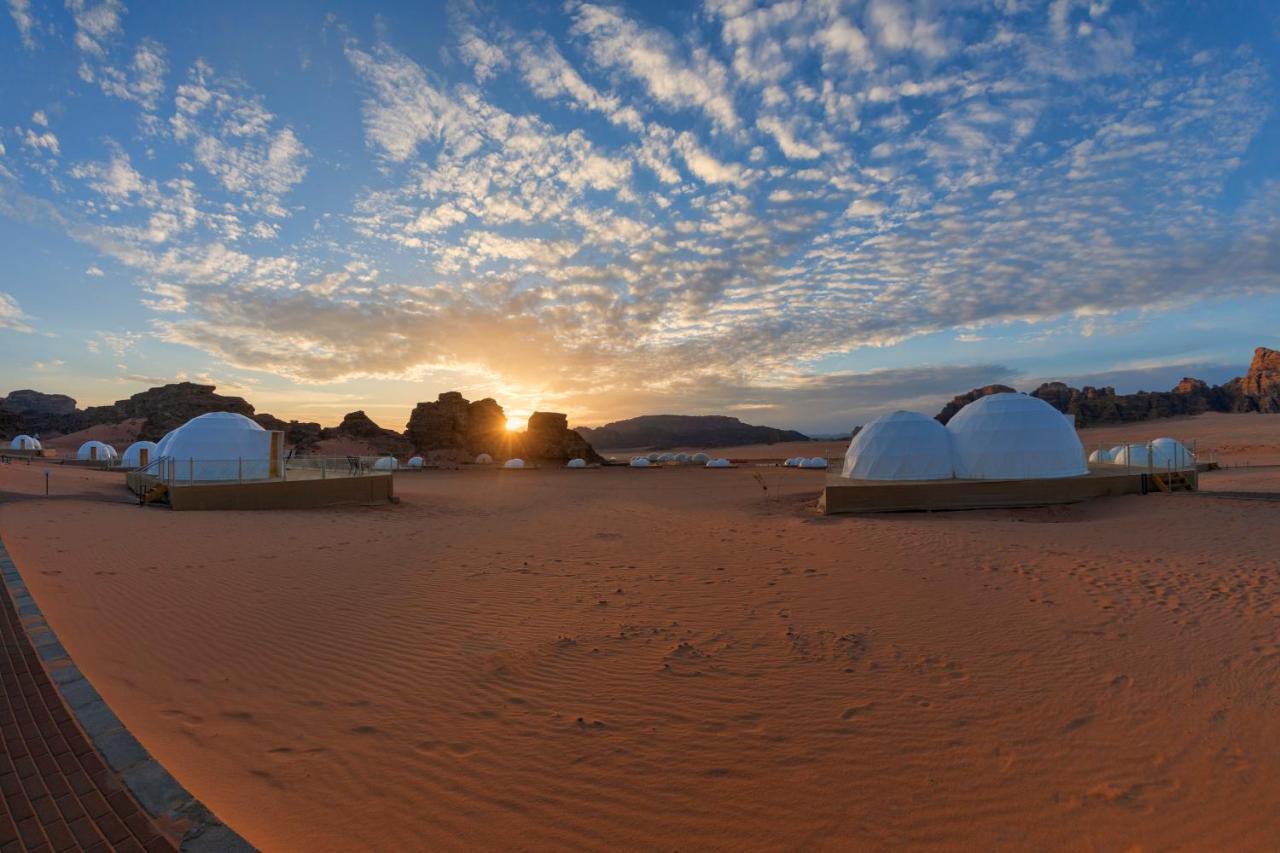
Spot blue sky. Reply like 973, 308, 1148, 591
1, 0, 1278, 433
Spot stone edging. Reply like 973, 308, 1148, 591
0, 538, 255, 852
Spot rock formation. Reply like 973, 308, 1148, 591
521, 412, 604, 463
403, 393, 600, 462
1227, 346, 1280, 413
936, 347, 1280, 426
934, 385, 1017, 425
405, 392, 510, 459
253, 414, 324, 454
325, 410, 413, 456
574, 414, 808, 450
1, 390, 77, 416
83, 383, 256, 440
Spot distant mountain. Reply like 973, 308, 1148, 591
936, 346, 1280, 426
574, 414, 808, 450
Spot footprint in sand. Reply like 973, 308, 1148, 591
350, 725, 381, 735
221, 710, 256, 722
841, 701, 877, 719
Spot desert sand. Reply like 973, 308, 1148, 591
2, 414, 1279, 851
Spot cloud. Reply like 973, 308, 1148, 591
171, 61, 308, 216
569, 1, 740, 132
66, 0, 125, 55
0, 291, 33, 332
90, 38, 167, 111
8, 0, 35, 47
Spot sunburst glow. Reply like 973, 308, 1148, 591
506, 417, 525, 432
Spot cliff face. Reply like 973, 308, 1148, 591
405, 392, 508, 458
574, 414, 808, 450
522, 412, 604, 463
936, 347, 1280, 426
84, 383, 256, 440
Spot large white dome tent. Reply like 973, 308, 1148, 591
77, 440, 117, 462
1150, 437, 1195, 469
842, 411, 953, 481
947, 393, 1087, 480
9, 435, 41, 451
161, 412, 281, 481
373, 456, 400, 471
1087, 448, 1114, 464
121, 440, 159, 468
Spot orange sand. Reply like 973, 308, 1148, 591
2, 415, 1280, 851
39, 418, 146, 455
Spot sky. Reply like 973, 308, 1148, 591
1, 0, 1278, 434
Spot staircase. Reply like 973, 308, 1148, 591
1149, 469, 1196, 493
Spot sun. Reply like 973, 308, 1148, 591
506, 416, 525, 432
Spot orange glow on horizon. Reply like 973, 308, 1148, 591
506, 416, 525, 432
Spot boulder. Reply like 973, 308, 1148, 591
1231, 347, 1280, 413
405, 392, 508, 456
520, 412, 604, 463
323, 410, 413, 456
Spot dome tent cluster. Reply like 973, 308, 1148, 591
9, 435, 42, 451
842, 393, 1090, 482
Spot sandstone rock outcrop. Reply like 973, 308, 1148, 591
1, 390, 77, 416
253, 414, 324, 454
1229, 347, 1280, 413
325, 410, 413, 456
521, 412, 604, 463
934, 385, 1017, 425
936, 347, 1280, 426
83, 382, 256, 440
405, 392, 509, 458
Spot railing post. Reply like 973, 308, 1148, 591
322, 457, 327, 480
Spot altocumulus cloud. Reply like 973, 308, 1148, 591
0, 0, 1277, 423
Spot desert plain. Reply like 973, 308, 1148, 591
2, 414, 1279, 850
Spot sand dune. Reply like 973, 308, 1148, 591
3, 428, 1280, 850
36, 417, 147, 455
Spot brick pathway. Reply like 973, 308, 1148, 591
0, 571, 179, 851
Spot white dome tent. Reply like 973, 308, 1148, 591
842, 411, 953, 481
566, 458, 587, 468
947, 393, 1087, 480
475, 453, 493, 464
799, 457, 828, 469
77, 440, 117, 462
706, 458, 732, 468
646, 452, 661, 462
691, 452, 710, 464
373, 456, 400, 471
675, 453, 691, 463
630, 457, 651, 468
9, 435, 41, 451
503, 458, 526, 469
407, 456, 425, 468
121, 440, 159, 468
1088, 448, 1114, 464
161, 412, 281, 482
1150, 438, 1195, 470
658, 453, 675, 462
783, 457, 799, 467
1112, 444, 1152, 467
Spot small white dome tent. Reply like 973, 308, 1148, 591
121, 440, 159, 468
658, 453, 675, 462
162, 412, 280, 481
566, 458, 586, 468
1109, 445, 1127, 459
630, 457, 651, 468
646, 452, 661, 462
1112, 444, 1152, 467
675, 453, 691, 463
799, 457, 828, 469
691, 452, 710, 464
475, 453, 493, 464
1150, 437, 1195, 469
503, 458, 526, 469
1088, 448, 1114, 464
373, 456, 400, 471
842, 411, 952, 481
9, 435, 41, 451
706, 458, 732, 468
407, 456, 425, 468
947, 393, 1087, 480
77, 440, 117, 462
